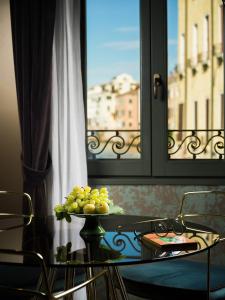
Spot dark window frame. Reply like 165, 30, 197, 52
81, 0, 225, 185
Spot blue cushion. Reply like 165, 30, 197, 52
120, 260, 225, 300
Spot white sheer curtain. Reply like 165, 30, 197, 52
48, 0, 87, 299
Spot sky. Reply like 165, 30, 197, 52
87, 0, 178, 87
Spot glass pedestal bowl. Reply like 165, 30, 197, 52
70, 213, 108, 239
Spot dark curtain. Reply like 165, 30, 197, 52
10, 0, 56, 216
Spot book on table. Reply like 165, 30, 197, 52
142, 232, 198, 251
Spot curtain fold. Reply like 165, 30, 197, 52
48, 0, 87, 298
10, 0, 56, 216
48, 0, 87, 218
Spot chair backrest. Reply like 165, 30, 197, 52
0, 191, 33, 231
0, 247, 107, 299
177, 190, 225, 235
176, 190, 225, 266
0, 248, 51, 299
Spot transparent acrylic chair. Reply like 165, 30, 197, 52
0, 190, 33, 232
0, 190, 106, 299
120, 190, 225, 300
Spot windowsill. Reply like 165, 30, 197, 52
88, 176, 225, 186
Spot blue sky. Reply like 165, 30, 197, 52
87, 0, 178, 87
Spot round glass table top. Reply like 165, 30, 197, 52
0, 215, 220, 267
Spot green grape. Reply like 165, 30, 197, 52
54, 204, 64, 213
68, 202, 78, 213
78, 201, 85, 208
90, 195, 97, 201
72, 186, 80, 194
73, 186, 83, 195
99, 187, 107, 193
91, 189, 99, 196
54, 185, 117, 219
83, 192, 88, 199
78, 193, 85, 199
84, 186, 91, 193
99, 195, 108, 202
82, 199, 88, 205
74, 206, 81, 214
66, 195, 75, 205
70, 190, 77, 197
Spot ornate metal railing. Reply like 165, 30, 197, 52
87, 130, 141, 159
168, 129, 224, 159
87, 129, 224, 159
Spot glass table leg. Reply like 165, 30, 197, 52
86, 266, 97, 300
64, 267, 75, 300
112, 266, 129, 300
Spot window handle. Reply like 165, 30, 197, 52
153, 73, 162, 100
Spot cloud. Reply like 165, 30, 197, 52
88, 61, 140, 87
102, 40, 139, 50
115, 26, 138, 33
168, 39, 177, 45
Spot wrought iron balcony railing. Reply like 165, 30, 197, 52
168, 129, 224, 159
87, 129, 224, 160
87, 130, 141, 159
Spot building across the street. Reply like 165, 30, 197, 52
168, 0, 224, 158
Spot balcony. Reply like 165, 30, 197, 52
87, 130, 141, 159
87, 129, 224, 160
168, 129, 224, 159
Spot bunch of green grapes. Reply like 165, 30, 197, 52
54, 186, 112, 221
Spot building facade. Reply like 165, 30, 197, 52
87, 73, 140, 130
168, 0, 224, 158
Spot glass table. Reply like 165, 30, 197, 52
0, 214, 220, 300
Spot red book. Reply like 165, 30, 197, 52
142, 232, 198, 251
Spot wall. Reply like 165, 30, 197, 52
0, 0, 22, 191
108, 185, 225, 217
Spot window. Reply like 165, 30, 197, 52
85, 0, 143, 173
83, 0, 225, 182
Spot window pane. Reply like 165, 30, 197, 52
167, 0, 224, 159
86, 0, 141, 159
